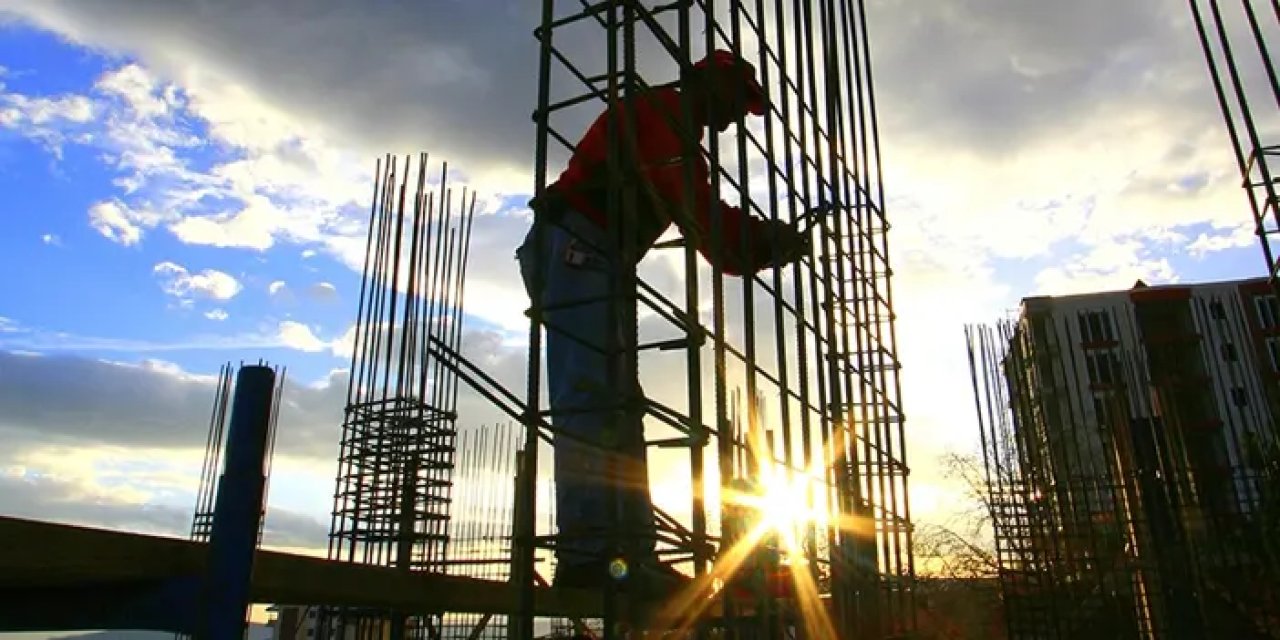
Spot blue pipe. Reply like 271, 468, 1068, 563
204, 365, 276, 640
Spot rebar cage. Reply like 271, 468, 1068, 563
1189, 0, 1280, 285
510, 0, 913, 637
324, 155, 478, 640
969, 286, 1280, 639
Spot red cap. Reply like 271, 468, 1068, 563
693, 49, 766, 116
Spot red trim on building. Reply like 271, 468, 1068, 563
1236, 279, 1272, 296
1235, 285, 1280, 383
1184, 418, 1224, 432
1148, 373, 1212, 386
1081, 340, 1120, 350
1142, 332, 1202, 345
1129, 287, 1191, 303
1195, 463, 1233, 478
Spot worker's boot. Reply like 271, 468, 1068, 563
633, 560, 691, 592
617, 558, 694, 633
553, 558, 613, 590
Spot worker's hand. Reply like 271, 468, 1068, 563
761, 219, 810, 268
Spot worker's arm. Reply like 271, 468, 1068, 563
630, 91, 807, 274
645, 160, 778, 275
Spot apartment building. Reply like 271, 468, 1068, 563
1012, 277, 1278, 517
981, 276, 1280, 637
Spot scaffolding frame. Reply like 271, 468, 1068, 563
1188, 0, 1280, 285
477, 0, 914, 636
297, 3, 913, 637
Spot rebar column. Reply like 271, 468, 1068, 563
324, 154, 477, 640
520, 0, 913, 637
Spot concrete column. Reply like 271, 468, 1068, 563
204, 365, 276, 640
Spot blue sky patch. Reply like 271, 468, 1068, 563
0, 22, 367, 383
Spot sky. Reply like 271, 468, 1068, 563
0, 0, 1275, 618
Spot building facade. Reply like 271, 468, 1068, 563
268, 605, 319, 640
972, 277, 1280, 638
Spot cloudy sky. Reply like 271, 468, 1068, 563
0, 0, 1273, 596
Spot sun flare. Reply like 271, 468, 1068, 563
644, 426, 877, 636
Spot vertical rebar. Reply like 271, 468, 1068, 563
324, 153, 475, 639
1189, 0, 1280, 289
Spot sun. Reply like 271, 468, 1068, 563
719, 474, 818, 564
758, 472, 827, 536
644, 426, 867, 637
645, 460, 840, 637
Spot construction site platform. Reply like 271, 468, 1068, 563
0, 515, 609, 630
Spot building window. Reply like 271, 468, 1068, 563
1222, 343, 1239, 362
1267, 336, 1280, 372
1086, 351, 1120, 385
1210, 300, 1227, 320
1093, 397, 1113, 426
1079, 310, 1116, 344
1255, 294, 1279, 330
1231, 387, 1249, 407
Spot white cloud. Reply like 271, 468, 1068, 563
136, 357, 189, 379
153, 261, 242, 301
87, 199, 142, 246
204, 308, 229, 321
41, 233, 60, 246
330, 324, 357, 360
0, 435, 330, 548
272, 321, 353, 357
0, 58, 372, 259
1033, 238, 1179, 296
0, 91, 94, 126
307, 281, 337, 301
1187, 222, 1256, 257
95, 63, 170, 118
0, 351, 343, 551
169, 196, 278, 250
277, 320, 327, 352
0, 323, 346, 356
0, 351, 349, 458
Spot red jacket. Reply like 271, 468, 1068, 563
551, 86, 773, 275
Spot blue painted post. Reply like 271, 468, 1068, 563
204, 365, 276, 640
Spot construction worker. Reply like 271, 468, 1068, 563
516, 50, 810, 598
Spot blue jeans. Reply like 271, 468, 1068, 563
515, 211, 656, 568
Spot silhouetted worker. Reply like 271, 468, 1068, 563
516, 50, 809, 597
